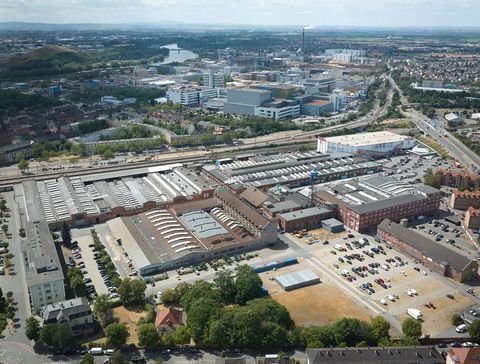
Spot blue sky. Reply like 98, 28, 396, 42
1, 0, 479, 27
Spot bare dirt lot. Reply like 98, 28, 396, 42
260, 260, 373, 327
112, 306, 147, 345
299, 228, 347, 243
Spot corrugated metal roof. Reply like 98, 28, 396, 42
275, 269, 320, 289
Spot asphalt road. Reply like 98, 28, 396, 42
388, 75, 480, 172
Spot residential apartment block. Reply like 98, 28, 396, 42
450, 190, 480, 210
465, 207, 480, 229
41, 297, 94, 336
23, 220, 66, 313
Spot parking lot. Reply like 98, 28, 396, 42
286, 228, 477, 337
71, 228, 119, 300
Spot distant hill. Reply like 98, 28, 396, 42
1, 45, 81, 67
0, 45, 85, 80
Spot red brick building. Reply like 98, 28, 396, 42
316, 186, 441, 233
450, 190, 480, 210
465, 207, 480, 230
437, 169, 480, 189
378, 219, 478, 283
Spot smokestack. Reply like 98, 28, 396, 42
302, 28, 305, 53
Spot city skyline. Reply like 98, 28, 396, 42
1, 0, 480, 27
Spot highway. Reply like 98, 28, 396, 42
388, 75, 480, 172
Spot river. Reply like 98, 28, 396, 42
153, 43, 198, 65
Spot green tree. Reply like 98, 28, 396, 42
15, 152, 25, 163
160, 288, 178, 306
39, 325, 57, 347
137, 323, 159, 347
402, 318, 422, 338
56, 323, 74, 351
171, 325, 191, 346
451, 313, 463, 326
187, 298, 221, 342
214, 269, 237, 304
371, 316, 391, 343
469, 319, 480, 341
180, 280, 220, 312
17, 159, 29, 172
39, 323, 73, 349
105, 322, 129, 348
93, 294, 112, 326
25, 316, 41, 341
331, 318, 374, 347
208, 320, 230, 348
68, 267, 86, 297
118, 278, 147, 306
424, 173, 442, 189
110, 350, 125, 364
80, 353, 95, 364
102, 148, 114, 160
61, 220, 72, 246
234, 265, 263, 304
1, 224, 8, 235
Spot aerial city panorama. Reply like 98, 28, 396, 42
1, 0, 480, 363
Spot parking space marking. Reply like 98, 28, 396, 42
0, 349, 6, 356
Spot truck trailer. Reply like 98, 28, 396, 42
406, 308, 423, 320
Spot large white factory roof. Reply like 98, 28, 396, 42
320, 131, 411, 147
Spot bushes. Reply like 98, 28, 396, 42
451, 313, 463, 326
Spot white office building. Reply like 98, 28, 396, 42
166, 87, 220, 107
203, 70, 225, 88
330, 89, 346, 112
255, 104, 300, 120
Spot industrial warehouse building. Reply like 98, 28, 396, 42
317, 131, 415, 157
278, 206, 333, 232
21, 164, 214, 229
377, 219, 478, 283
202, 151, 382, 192
315, 176, 442, 232
321, 218, 345, 233
107, 187, 278, 276
275, 269, 320, 291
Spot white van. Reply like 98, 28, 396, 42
456, 324, 467, 333
90, 347, 103, 355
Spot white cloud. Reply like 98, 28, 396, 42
0, 0, 479, 26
